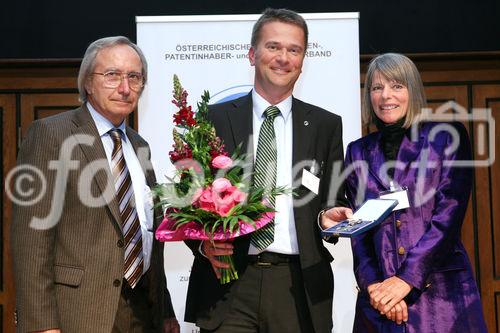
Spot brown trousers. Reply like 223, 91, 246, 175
112, 278, 156, 333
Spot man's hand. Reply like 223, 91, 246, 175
368, 276, 412, 315
201, 240, 234, 279
34, 330, 61, 333
163, 317, 180, 333
320, 207, 353, 229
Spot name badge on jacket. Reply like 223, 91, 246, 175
302, 168, 320, 195
379, 182, 410, 211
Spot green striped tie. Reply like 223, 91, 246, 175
251, 106, 280, 250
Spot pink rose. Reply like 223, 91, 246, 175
208, 178, 248, 217
231, 187, 247, 203
211, 180, 236, 217
212, 178, 232, 193
212, 183, 234, 207
214, 196, 235, 216
215, 201, 234, 216
198, 187, 215, 212
212, 155, 233, 169
191, 187, 203, 204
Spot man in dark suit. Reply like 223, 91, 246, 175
11, 36, 179, 333
184, 8, 351, 333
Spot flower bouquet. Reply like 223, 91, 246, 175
154, 75, 287, 284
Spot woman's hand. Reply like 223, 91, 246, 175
384, 299, 409, 324
368, 276, 412, 315
367, 282, 381, 294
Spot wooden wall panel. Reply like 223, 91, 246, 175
0, 67, 79, 90
423, 85, 477, 275
497, 293, 500, 333
425, 85, 469, 111
0, 94, 17, 333
490, 100, 500, 280
0, 54, 499, 333
19, 93, 80, 140
472, 84, 500, 333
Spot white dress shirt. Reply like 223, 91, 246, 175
87, 102, 153, 272
249, 91, 299, 255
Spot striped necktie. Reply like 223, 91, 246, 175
251, 106, 280, 250
109, 129, 144, 288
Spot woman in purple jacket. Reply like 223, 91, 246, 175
345, 53, 487, 333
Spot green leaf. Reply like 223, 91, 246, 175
238, 214, 254, 224
229, 216, 239, 232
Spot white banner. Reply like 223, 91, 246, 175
137, 13, 360, 333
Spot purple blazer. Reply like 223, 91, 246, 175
344, 122, 487, 333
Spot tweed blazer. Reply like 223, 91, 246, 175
11, 105, 174, 332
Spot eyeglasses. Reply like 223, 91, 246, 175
92, 71, 144, 91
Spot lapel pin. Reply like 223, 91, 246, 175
304, 120, 309, 126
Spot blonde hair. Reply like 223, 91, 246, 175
362, 53, 426, 128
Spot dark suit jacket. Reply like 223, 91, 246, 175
184, 93, 345, 333
11, 105, 174, 332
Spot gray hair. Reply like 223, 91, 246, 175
77, 36, 148, 103
251, 8, 308, 51
363, 53, 427, 129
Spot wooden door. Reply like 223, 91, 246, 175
3, 92, 79, 333
1, 94, 17, 333
19, 93, 80, 139
472, 84, 500, 333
